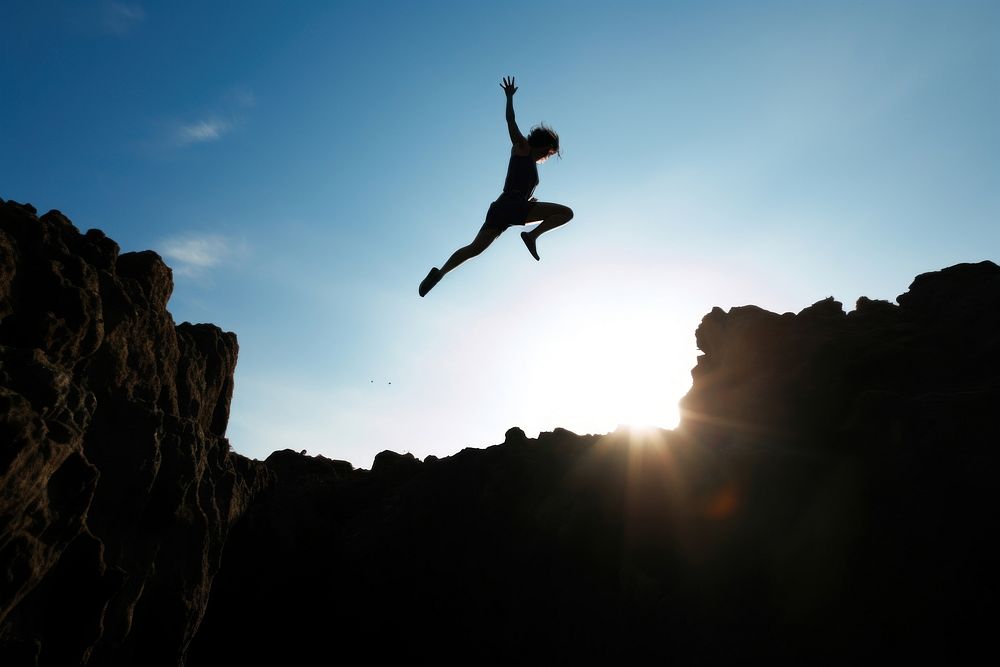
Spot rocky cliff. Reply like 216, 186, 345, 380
3, 199, 997, 664
189, 263, 999, 663
0, 200, 271, 666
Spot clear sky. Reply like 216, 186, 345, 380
3, 1, 998, 467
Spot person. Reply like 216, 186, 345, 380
419, 76, 574, 297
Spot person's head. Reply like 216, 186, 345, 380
527, 124, 560, 162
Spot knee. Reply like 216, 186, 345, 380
561, 205, 574, 221
464, 241, 488, 257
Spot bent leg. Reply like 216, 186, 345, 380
521, 202, 574, 260
524, 202, 573, 238
440, 225, 500, 275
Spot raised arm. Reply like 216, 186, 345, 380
501, 76, 528, 151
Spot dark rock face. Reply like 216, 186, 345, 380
188, 262, 999, 663
674, 262, 1000, 659
683, 263, 1000, 453
0, 200, 271, 666
4, 197, 997, 664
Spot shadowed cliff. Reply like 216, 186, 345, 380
2, 200, 997, 664
189, 266, 999, 663
0, 200, 272, 666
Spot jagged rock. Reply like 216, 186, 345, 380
190, 262, 999, 664
0, 201, 272, 666
3, 198, 997, 664
503, 425, 528, 445
371, 449, 420, 476
682, 260, 1000, 450
265, 449, 353, 481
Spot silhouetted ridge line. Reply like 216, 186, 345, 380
1, 200, 996, 663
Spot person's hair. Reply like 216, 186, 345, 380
527, 124, 561, 158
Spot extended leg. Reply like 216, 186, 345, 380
419, 226, 499, 296
521, 202, 574, 261
441, 226, 498, 275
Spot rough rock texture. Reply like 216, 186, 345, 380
189, 262, 999, 663
3, 197, 997, 664
0, 200, 272, 666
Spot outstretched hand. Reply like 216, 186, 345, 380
501, 75, 518, 97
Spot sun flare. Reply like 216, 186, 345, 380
515, 302, 693, 437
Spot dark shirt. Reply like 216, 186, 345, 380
501, 152, 539, 200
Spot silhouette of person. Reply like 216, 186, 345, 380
419, 76, 574, 297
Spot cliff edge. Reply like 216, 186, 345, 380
3, 200, 997, 664
191, 263, 999, 663
0, 200, 271, 666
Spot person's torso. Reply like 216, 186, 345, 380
501, 152, 538, 199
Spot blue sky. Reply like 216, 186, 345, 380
3, 1, 998, 467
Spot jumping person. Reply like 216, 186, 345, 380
419, 76, 573, 297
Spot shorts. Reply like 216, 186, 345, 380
479, 193, 534, 239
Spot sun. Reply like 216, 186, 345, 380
514, 304, 692, 437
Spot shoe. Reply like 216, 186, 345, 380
521, 232, 540, 261
419, 267, 442, 297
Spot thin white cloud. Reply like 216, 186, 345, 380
175, 119, 230, 145
160, 87, 256, 150
159, 233, 245, 277
103, 2, 145, 35
139, 86, 257, 154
